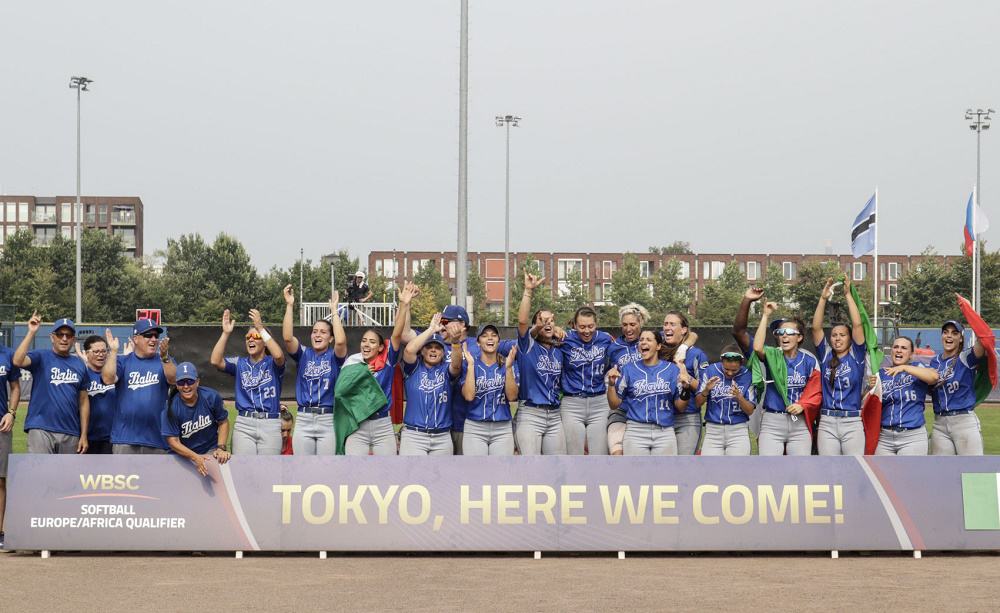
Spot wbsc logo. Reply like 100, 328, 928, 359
79, 474, 141, 491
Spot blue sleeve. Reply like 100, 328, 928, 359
815, 337, 828, 360
517, 327, 533, 352
25, 350, 43, 373
273, 356, 286, 376
160, 402, 180, 438
334, 353, 346, 367
498, 339, 516, 357
697, 369, 710, 394
290, 345, 304, 362
386, 343, 400, 367
960, 347, 980, 368
211, 392, 228, 422
402, 361, 418, 378
223, 357, 238, 376
8, 364, 21, 382
850, 339, 867, 362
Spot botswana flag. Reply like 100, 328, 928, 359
851, 193, 877, 258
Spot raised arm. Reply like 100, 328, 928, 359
812, 278, 833, 347
461, 349, 477, 402
518, 272, 545, 337
843, 276, 865, 345
101, 328, 120, 385
404, 313, 443, 365
448, 338, 463, 377
754, 302, 777, 359
732, 287, 764, 354
210, 310, 235, 371
159, 336, 177, 384
250, 308, 284, 368
12, 310, 40, 368
281, 284, 300, 355
329, 291, 348, 359
392, 282, 418, 351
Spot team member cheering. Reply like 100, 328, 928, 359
13, 314, 89, 454
662, 311, 707, 455
211, 308, 286, 455
400, 314, 462, 456
753, 301, 821, 456
872, 337, 938, 455
103, 318, 176, 454
811, 277, 868, 456
461, 325, 518, 456
0, 334, 22, 547
161, 362, 231, 476
929, 316, 989, 455
515, 272, 565, 455
560, 307, 614, 455
606, 303, 649, 456
695, 345, 756, 455
281, 285, 348, 455
78, 335, 116, 454
343, 281, 414, 456
607, 330, 688, 455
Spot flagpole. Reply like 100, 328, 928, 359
973, 184, 980, 312
873, 187, 878, 331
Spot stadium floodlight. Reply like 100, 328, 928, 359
496, 114, 521, 326
69, 76, 93, 324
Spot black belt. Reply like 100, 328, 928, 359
563, 392, 605, 398
936, 409, 972, 417
522, 402, 559, 410
405, 425, 450, 434
821, 409, 861, 418
237, 410, 280, 419
882, 425, 924, 432
297, 406, 334, 415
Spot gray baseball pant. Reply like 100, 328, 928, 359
757, 411, 812, 456
232, 415, 282, 456
875, 427, 928, 455
700, 423, 751, 456
930, 412, 983, 456
293, 412, 336, 455
623, 421, 677, 456
673, 412, 703, 455
515, 405, 567, 455
345, 416, 397, 456
817, 415, 865, 456
560, 395, 609, 455
462, 419, 514, 456
399, 428, 454, 456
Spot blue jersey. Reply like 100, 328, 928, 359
448, 338, 515, 432
608, 336, 641, 370
698, 362, 756, 425
402, 360, 455, 430
84, 367, 117, 442
816, 339, 867, 412
0, 346, 21, 413
462, 357, 515, 422
516, 328, 562, 406
224, 354, 285, 415
930, 348, 980, 413
112, 353, 174, 449
161, 387, 228, 455
675, 346, 710, 414
290, 346, 343, 408
368, 343, 400, 419
560, 330, 613, 396
615, 360, 684, 427
878, 365, 930, 428
23, 349, 87, 436
761, 350, 819, 412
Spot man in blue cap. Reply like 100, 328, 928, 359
101, 318, 177, 454
12, 312, 89, 453
161, 362, 231, 476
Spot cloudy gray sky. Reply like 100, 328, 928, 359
1, 1, 998, 271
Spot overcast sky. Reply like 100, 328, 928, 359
1, 1, 998, 271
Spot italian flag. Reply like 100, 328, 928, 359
955, 293, 998, 406
962, 473, 1000, 530
850, 285, 884, 455
749, 347, 822, 438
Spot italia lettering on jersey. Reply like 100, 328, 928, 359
290, 346, 343, 408
878, 365, 929, 428
676, 346, 710, 414
112, 353, 173, 449
448, 338, 515, 431
23, 349, 87, 436
698, 363, 756, 425
560, 329, 613, 395
402, 360, 454, 430
761, 350, 820, 412
816, 338, 867, 412
516, 328, 562, 406
930, 348, 980, 413
0, 347, 22, 414
85, 367, 117, 442
615, 360, 682, 427
462, 357, 515, 422
161, 387, 228, 455
224, 354, 285, 415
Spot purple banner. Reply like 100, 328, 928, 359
6, 455, 1000, 551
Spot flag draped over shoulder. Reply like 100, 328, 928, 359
850, 285, 884, 454
956, 294, 998, 406
749, 346, 822, 437
333, 362, 387, 455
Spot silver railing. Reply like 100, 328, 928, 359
300, 302, 398, 327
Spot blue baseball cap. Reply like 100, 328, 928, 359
133, 318, 164, 336
176, 362, 199, 382
441, 305, 470, 326
52, 318, 76, 334
942, 320, 965, 333
425, 334, 447, 349
476, 324, 500, 339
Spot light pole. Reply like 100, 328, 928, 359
966, 108, 994, 312
495, 114, 520, 326
299, 247, 305, 324
456, 0, 469, 316
69, 76, 93, 324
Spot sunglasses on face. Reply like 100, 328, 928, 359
52, 331, 75, 339
772, 328, 801, 337
246, 332, 262, 340
139, 332, 159, 339
176, 379, 197, 387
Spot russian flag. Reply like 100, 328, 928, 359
965, 190, 990, 257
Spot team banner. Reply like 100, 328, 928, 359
7, 455, 1000, 552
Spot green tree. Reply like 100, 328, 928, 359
760, 263, 788, 311
648, 241, 693, 255
411, 261, 451, 325
695, 262, 746, 325
509, 254, 554, 317
554, 269, 589, 323
788, 261, 873, 325
947, 244, 1000, 323
467, 267, 494, 325
609, 253, 649, 307
649, 258, 691, 320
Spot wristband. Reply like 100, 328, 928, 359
675, 343, 689, 362
260, 330, 272, 343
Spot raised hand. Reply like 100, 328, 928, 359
249, 309, 264, 331
745, 287, 764, 302
399, 281, 418, 305
506, 344, 518, 364
822, 277, 835, 300
123, 339, 134, 355
329, 290, 340, 314
222, 309, 235, 333
444, 321, 465, 342
703, 376, 721, 392
429, 313, 444, 334
524, 272, 545, 291
283, 284, 295, 305
27, 311, 41, 333
158, 336, 171, 359
104, 328, 121, 353
607, 365, 621, 386
730, 383, 744, 399
463, 348, 475, 367
74, 341, 86, 361
763, 301, 778, 316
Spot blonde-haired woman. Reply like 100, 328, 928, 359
606, 302, 649, 455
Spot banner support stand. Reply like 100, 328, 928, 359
533, 551, 541, 560
913, 550, 921, 559
831, 550, 839, 559
618, 551, 626, 560
319, 551, 327, 560
235, 551, 243, 560
41, 550, 50, 559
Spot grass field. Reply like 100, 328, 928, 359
5, 401, 1000, 454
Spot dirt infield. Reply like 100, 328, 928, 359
2, 553, 999, 612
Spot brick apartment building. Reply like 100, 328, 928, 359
369, 249, 960, 311
0, 195, 143, 258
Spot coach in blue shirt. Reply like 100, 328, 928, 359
162, 362, 231, 477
